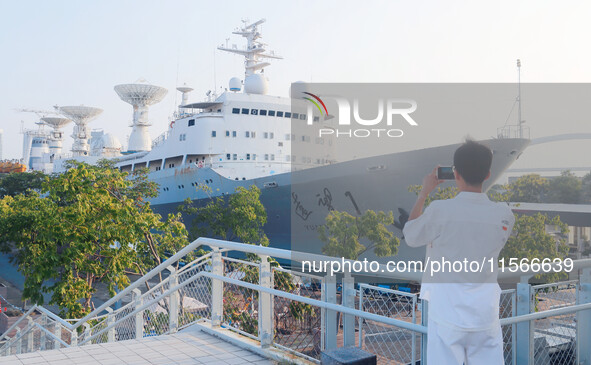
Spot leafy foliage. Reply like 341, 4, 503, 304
582, 171, 591, 204
546, 170, 582, 204
408, 185, 459, 207
0, 160, 187, 317
179, 184, 312, 334
506, 174, 548, 203
179, 185, 269, 246
500, 213, 570, 283
0, 171, 46, 197
318, 210, 399, 260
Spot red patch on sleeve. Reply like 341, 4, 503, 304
502, 226, 508, 231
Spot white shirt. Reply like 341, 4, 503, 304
403, 192, 515, 331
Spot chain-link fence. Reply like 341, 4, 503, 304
272, 267, 323, 361
500, 289, 516, 365
358, 284, 419, 365
220, 256, 261, 339
531, 281, 578, 365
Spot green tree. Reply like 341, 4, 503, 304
318, 210, 399, 260
582, 172, 591, 203
179, 185, 311, 336
408, 185, 459, 206
506, 174, 548, 203
546, 170, 582, 204
0, 171, 46, 197
500, 213, 570, 283
0, 161, 187, 317
179, 185, 268, 246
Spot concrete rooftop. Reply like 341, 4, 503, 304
0, 326, 275, 365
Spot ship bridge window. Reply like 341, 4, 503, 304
277, 111, 284, 117
292, 113, 299, 119
314, 116, 320, 122
188, 119, 195, 126
211, 131, 217, 137
226, 154, 231, 160
300, 114, 306, 120
245, 131, 250, 138
264, 132, 268, 139
246, 153, 251, 160
252, 154, 257, 160
232, 108, 240, 114
264, 154, 269, 161
225, 130, 230, 137
232, 131, 237, 137
233, 154, 237, 160
285, 112, 292, 118
251, 131, 256, 138
259, 110, 267, 116
241, 108, 249, 115
251, 109, 258, 115
268, 110, 276, 116
270, 154, 275, 161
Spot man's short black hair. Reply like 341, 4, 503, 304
453, 140, 493, 186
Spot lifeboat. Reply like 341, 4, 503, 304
10, 163, 27, 173
0, 162, 27, 174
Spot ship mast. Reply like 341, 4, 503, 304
217, 19, 282, 78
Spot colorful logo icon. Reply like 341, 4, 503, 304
302, 92, 328, 116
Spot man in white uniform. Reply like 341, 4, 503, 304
403, 141, 515, 364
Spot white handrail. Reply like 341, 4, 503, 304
80, 270, 428, 345
0, 306, 38, 342
500, 301, 591, 325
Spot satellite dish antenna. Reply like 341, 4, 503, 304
114, 82, 167, 152
41, 117, 72, 157
59, 106, 103, 156
176, 84, 193, 108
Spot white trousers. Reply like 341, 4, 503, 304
427, 319, 504, 365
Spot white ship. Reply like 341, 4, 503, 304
22, 19, 529, 261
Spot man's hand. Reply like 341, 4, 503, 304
420, 166, 444, 198
409, 166, 444, 221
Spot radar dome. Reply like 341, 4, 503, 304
289, 81, 308, 98
229, 77, 242, 92
244, 74, 268, 95
102, 133, 122, 150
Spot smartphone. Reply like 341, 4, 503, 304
437, 166, 455, 180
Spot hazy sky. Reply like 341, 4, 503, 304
1, 0, 591, 175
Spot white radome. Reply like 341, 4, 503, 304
244, 74, 268, 95
288, 80, 308, 98
102, 133, 122, 150
229, 77, 242, 92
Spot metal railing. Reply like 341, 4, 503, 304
1, 237, 590, 365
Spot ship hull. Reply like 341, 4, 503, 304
149, 138, 529, 262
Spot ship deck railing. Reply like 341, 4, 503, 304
1, 238, 590, 365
